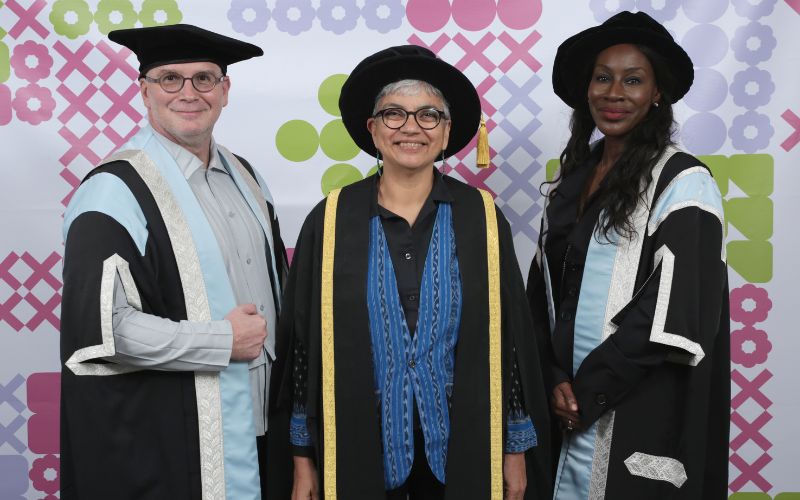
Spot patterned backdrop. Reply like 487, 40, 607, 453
1, 0, 798, 498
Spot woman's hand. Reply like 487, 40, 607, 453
552, 381, 581, 431
292, 456, 319, 500
503, 452, 527, 500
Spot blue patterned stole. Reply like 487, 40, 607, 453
366, 202, 463, 489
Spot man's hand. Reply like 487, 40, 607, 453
226, 304, 267, 361
503, 452, 526, 500
292, 456, 319, 500
552, 381, 581, 430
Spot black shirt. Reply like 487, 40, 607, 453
370, 169, 453, 335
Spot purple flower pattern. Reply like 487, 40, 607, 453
228, 0, 271, 36
317, 0, 360, 35
729, 110, 774, 153
362, 0, 404, 33
730, 67, 775, 110
731, 22, 777, 65
273, 0, 315, 35
731, 0, 777, 20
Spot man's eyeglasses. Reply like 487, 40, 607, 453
374, 107, 447, 130
143, 71, 227, 93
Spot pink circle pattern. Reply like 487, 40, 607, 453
10, 40, 54, 83
731, 325, 772, 368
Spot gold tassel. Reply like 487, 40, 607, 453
476, 115, 490, 168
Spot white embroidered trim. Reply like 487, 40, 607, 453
588, 146, 679, 497
587, 411, 615, 499
647, 167, 726, 262
65, 254, 142, 376
624, 452, 688, 488
105, 150, 226, 499
651, 246, 706, 366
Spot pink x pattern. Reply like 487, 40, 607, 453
0, 252, 23, 289
407, 34, 452, 56
785, 0, 800, 15
100, 83, 143, 124
731, 369, 772, 410
5, 0, 49, 40
21, 252, 62, 291
57, 83, 100, 124
59, 126, 102, 166
780, 109, 800, 152
25, 292, 61, 330
729, 452, 772, 492
452, 33, 497, 73
95, 40, 140, 80
0, 293, 25, 331
475, 76, 498, 117
60, 168, 82, 207
497, 31, 542, 73
730, 410, 772, 452
54, 41, 97, 81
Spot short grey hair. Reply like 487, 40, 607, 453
372, 79, 451, 119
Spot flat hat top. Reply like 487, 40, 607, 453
553, 11, 694, 108
108, 24, 263, 75
338, 45, 481, 159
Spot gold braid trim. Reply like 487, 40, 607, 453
479, 189, 503, 500
321, 188, 341, 499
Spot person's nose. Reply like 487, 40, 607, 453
400, 112, 422, 132
178, 78, 199, 99
606, 78, 624, 100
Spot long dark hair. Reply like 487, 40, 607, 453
551, 44, 677, 241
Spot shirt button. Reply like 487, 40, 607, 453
228, 211, 235, 218
595, 393, 607, 406
560, 310, 572, 321
246, 258, 252, 265
567, 287, 578, 297
408, 359, 416, 369
404, 252, 412, 260
259, 305, 265, 312
408, 295, 417, 302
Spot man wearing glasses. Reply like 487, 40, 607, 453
60, 24, 287, 500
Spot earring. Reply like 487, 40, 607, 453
653, 101, 660, 108
376, 150, 383, 176
440, 150, 446, 169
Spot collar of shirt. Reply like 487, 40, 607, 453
370, 167, 454, 222
150, 128, 227, 180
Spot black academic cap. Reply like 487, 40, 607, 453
108, 24, 263, 77
553, 11, 694, 108
339, 45, 481, 159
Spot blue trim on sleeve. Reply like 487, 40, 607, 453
505, 413, 537, 453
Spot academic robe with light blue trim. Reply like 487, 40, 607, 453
60, 128, 287, 500
527, 147, 730, 499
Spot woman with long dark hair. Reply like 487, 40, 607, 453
527, 11, 730, 499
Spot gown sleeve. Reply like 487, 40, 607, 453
572, 199, 726, 428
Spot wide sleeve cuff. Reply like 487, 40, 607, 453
505, 412, 537, 453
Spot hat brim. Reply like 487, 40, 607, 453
553, 24, 693, 108
339, 54, 481, 159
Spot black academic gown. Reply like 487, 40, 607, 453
268, 173, 551, 499
60, 157, 287, 500
527, 148, 730, 499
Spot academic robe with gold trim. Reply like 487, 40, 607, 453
268, 173, 552, 499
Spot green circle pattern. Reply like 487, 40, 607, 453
276, 120, 319, 162
95, 0, 138, 34
319, 119, 360, 161
139, 0, 183, 27
50, 0, 93, 40
321, 164, 362, 196
318, 74, 348, 117
0, 42, 9, 83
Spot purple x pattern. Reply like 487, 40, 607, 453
408, 30, 546, 245
0, 375, 28, 453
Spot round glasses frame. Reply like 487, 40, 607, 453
143, 71, 227, 93
373, 107, 447, 130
